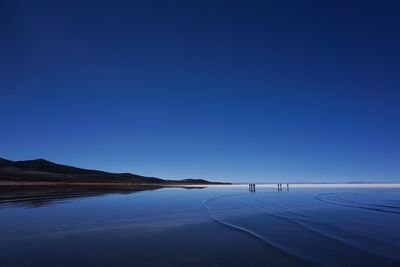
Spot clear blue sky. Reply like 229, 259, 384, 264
1, 1, 400, 182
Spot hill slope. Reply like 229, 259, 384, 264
0, 157, 228, 185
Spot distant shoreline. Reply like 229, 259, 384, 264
0, 181, 218, 186
226, 183, 400, 188
2, 181, 399, 188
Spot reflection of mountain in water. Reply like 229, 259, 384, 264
0, 185, 164, 208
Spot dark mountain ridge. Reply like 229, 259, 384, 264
0, 157, 228, 185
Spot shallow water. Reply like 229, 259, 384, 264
0, 185, 399, 267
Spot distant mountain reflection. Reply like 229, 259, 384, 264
0, 185, 168, 208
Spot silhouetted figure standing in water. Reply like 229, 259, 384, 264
249, 184, 256, 192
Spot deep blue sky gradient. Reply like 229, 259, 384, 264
1, 1, 400, 182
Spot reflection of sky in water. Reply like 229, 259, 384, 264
205, 188, 400, 266
1, 185, 399, 267
1, 188, 212, 239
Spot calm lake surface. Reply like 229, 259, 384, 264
1, 185, 399, 267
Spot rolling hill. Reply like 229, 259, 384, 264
0, 157, 227, 185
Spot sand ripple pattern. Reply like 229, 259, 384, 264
204, 191, 400, 267
316, 191, 400, 214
